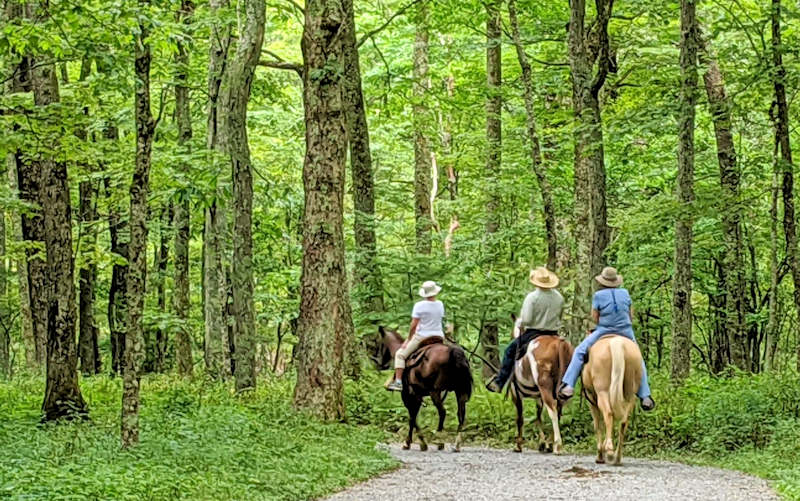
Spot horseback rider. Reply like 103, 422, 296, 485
557, 267, 656, 411
486, 266, 563, 393
386, 281, 446, 392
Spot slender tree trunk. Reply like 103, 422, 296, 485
219, 0, 264, 391
766, 144, 780, 370
568, 0, 613, 339
154, 204, 172, 372
29, 5, 87, 419
204, 0, 232, 379
122, 0, 156, 446
768, 0, 799, 372
0, 163, 7, 377
173, 0, 195, 377
481, 0, 502, 378
508, 0, 557, 271
670, 0, 697, 383
106, 176, 128, 376
412, 2, 432, 255
294, 0, 354, 420
7, 156, 35, 368
343, 0, 384, 318
78, 180, 100, 375
699, 35, 748, 371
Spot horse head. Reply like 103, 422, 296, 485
369, 326, 405, 370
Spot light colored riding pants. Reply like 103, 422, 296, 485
394, 336, 442, 368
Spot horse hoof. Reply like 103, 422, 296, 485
452, 446, 461, 453
420, 444, 428, 452
438, 443, 445, 451
546, 445, 554, 453
402, 443, 411, 450
595, 457, 605, 464
514, 445, 523, 453
538, 443, 547, 453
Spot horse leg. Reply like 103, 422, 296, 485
589, 402, 605, 464
430, 391, 447, 450
513, 393, 525, 453
597, 391, 616, 463
614, 400, 635, 466
540, 389, 562, 455
533, 400, 547, 452
454, 392, 467, 453
402, 396, 425, 451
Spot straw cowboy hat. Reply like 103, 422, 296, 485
529, 267, 559, 289
419, 280, 442, 298
595, 266, 624, 287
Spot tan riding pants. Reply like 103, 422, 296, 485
394, 336, 442, 368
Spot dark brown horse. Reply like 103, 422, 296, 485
375, 327, 473, 452
507, 319, 573, 454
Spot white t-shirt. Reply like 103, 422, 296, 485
412, 300, 445, 338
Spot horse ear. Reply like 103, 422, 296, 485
510, 312, 517, 322
378, 325, 386, 336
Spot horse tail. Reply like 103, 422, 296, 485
609, 337, 626, 417
449, 346, 473, 400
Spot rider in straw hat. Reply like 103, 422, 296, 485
486, 266, 564, 393
557, 266, 655, 411
386, 281, 446, 391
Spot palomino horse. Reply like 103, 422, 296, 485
507, 322, 573, 454
376, 327, 473, 452
581, 335, 643, 465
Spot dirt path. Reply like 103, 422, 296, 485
325, 445, 778, 501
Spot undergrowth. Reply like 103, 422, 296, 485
1, 369, 798, 500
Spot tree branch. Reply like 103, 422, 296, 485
357, 0, 423, 48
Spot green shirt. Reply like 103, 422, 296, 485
518, 288, 563, 332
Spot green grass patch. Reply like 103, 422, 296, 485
0, 375, 397, 501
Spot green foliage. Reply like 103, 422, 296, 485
0, 375, 396, 501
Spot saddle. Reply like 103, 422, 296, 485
406, 337, 444, 368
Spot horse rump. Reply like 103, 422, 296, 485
447, 345, 473, 399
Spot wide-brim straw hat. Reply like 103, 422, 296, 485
419, 280, 442, 298
595, 266, 623, 287
529, 267, 559, 289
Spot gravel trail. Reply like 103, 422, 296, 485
325, 445, 778, 501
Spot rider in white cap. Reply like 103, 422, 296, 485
386, 281, 446, 391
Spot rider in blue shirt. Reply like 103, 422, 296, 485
557, 267, 655, 411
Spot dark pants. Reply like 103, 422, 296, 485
494, 329, 557, 387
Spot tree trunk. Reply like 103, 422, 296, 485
204, 0, 232, 380
294, 0, 354, 421
480, 0, 502, 378
508, 0, 557, 272
29, 10, 87, 419
154, 204, 172, 372
768, 0, 798, 372
568, 0, 613, 339
78, 180, 101, 375
412, 2, 432, 255
0, 161, 7, 377
107, 176, 128, 376
670, 0, 697, 383
699, 36, 748, 371
766, 156, 779, 370
219, 0, 264, 391
122, 1, 156, 446
343, 0, 384, 318
173, 0, 195, 377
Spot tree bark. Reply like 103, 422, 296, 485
568, 0, 614, 339
508, 0, 557, 272
78, 180, 101, 375
0, 160, 7, 377
699, 35, 748, 371
153, 204, 172, 372
219, 0, 264, 391
204, 0, 233, 379
670, 0, 697, 383
106, 175, 128, 376
294, 0, 354, 421
29, 4, 87, 419
343, 0, 384, 317
122, 0, 156, 446
768, 0, 798, 372
173, 0, 195, 377
412, 2, 432, 255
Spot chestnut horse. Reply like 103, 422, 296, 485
507, 322, 573, 454
581, 335, 642, 465
376, 327, 472, 452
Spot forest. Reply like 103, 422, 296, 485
1, 0, 799, 499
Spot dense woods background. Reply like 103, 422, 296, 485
1, 0, 800, 498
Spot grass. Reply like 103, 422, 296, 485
1, 368, 798, 500
0, 374, 397, 501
